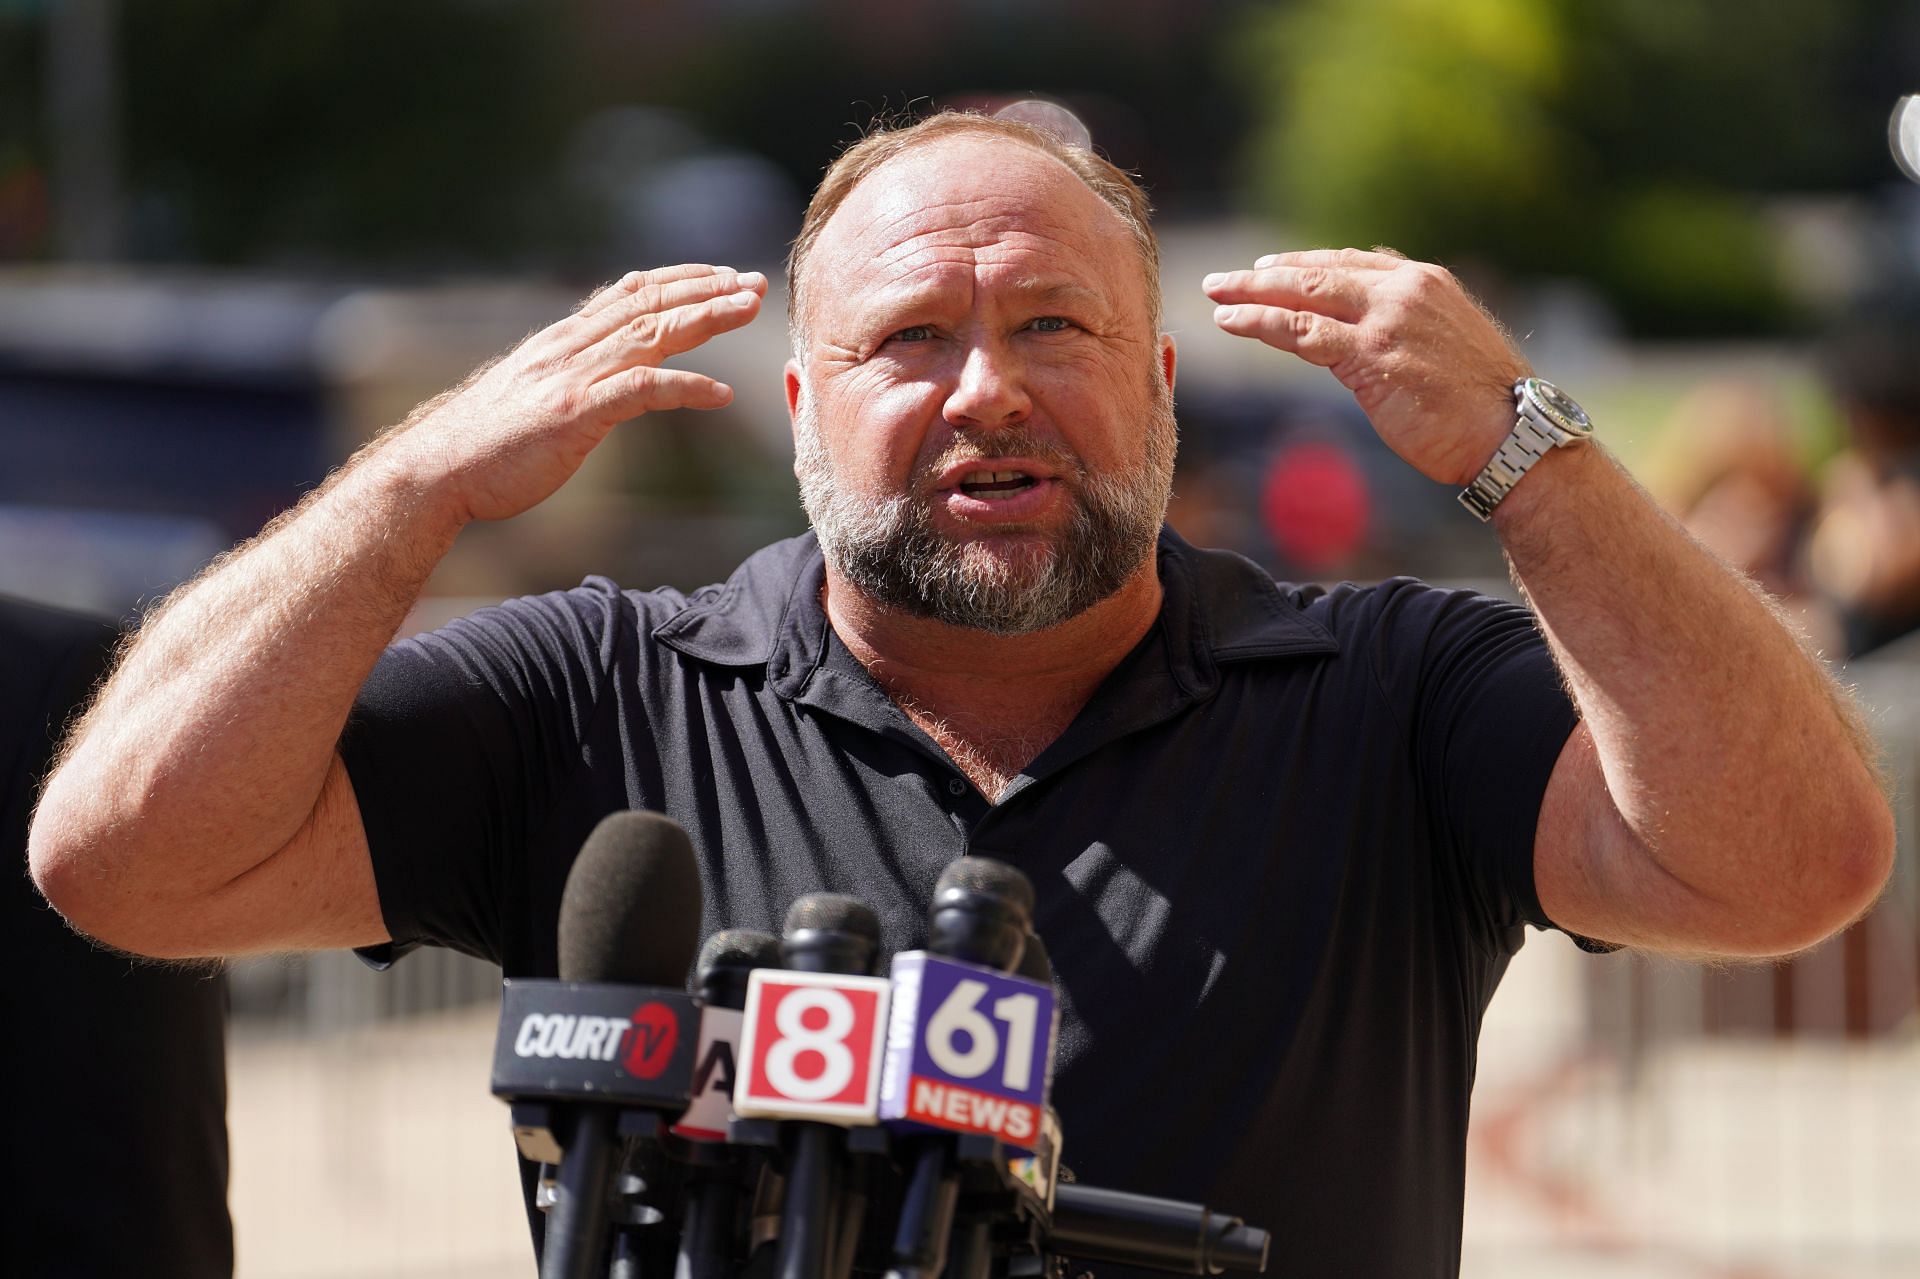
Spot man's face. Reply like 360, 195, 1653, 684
786, 134, 1177, 635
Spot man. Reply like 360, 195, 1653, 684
3, 595, 231, 1278
1809, 295, 1920, 656
31, 113, 1892, 1277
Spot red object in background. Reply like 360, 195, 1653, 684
1261, 440, 1371, 572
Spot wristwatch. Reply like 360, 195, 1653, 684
1457, 377, 1595, 521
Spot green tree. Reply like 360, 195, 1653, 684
1233, 0, 1888, 334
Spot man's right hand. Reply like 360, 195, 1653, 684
399, 264, 767, 526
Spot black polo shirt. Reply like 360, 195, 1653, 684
343, 528, 1579, 1279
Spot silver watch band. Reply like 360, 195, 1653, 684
1457, 414, 1562, 522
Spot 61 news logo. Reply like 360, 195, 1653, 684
733, 970, 893, 1123
877, 952, 1057, 1149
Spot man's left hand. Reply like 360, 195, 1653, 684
1204, 249, 1528, 487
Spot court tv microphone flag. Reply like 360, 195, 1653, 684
488, 810, 703, 1279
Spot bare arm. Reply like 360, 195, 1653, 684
30, 266, 768, 959
1205, 251, 1894, 957
1501, 445, 1889, 955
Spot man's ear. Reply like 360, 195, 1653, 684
784, 359, 804, 426
1159, 334, 1177, 394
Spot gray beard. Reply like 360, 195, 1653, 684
793, 387, 1177, 636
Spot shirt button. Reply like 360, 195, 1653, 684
946, 777, 968, 797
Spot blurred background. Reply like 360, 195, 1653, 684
4, 1, 1919, 1276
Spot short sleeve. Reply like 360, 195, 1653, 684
1352, 580, 1582, 950
339, 579, 630, 965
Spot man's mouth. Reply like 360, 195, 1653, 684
956, 470, 1041, 501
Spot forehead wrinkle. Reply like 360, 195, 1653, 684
859, 195, 1016, 249
807, 137, 1145, 336
865, 236, 1080, 293
835, 256, 1113, 339
860, 214, 1089, 281
840, 159, 1109, 260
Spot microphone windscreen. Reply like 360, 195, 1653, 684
1014, 932, 1054, 986
694, 928, 782, 980
933, 857, 1035, 919
782, 892, 882, 943
558, 810, 703, 985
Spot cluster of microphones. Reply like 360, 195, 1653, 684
491, 811, 1272, 1279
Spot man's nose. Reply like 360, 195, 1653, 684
942, 340, 1031, 430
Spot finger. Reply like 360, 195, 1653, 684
580, 268, 767, 344
1202, 265, 1372, 322
574, 264, 731, 321
1212, 303, 1357, 369
590, 366, 735, 420
594, 288, 764, 372
1253, 247, 1408, 273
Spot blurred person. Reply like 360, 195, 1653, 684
1653, 381, 1816, 599
29, 113, 1892, 1279
2, 595, 231, 1279
1650, 380, 1837, 651
1809, 296, 1920, 657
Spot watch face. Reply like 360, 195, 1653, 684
1523, 378, 1594, 437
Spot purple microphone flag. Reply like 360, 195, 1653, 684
877, 951, 1058, 1150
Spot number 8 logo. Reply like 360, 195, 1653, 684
763, 988, 857, 1101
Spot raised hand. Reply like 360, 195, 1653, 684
1203, 249, 1527, 487
394, 264, 768, 525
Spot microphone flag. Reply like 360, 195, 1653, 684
491, 978, 700, 1113
732, 968, 893, 1123
672, 1005, 745, 1142
877, 952, 1057, 1150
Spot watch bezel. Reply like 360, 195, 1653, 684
1517, 376, 1593, 439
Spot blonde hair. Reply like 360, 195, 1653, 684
785, 110, 1162, 344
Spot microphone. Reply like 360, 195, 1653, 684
676, 930, 783, 1142
1045, 1185, 1272, 1275
490, 810, 704, 1279
880, 860, 1053, 1279
674, 930, 783, 1279
927, 857, 1033, 971
734, 894, 891, 1279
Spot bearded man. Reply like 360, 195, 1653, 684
31, 113, 1892, 1278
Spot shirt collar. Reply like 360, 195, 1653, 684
650, 528, 1339, 695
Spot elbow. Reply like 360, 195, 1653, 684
1828, 785, 1898, 929
27, 789, 162, 956
1758, 786, 1897, 957
28, 797, 116, 945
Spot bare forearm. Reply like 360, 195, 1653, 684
31, 266, 766, 956
1203, 249, 1893, 953
33, 436, 461, 908
1497, 443, 1893, 938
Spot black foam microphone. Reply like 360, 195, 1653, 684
887, 859, 1037, 1279
694, 930, 782, 1007
927, 857, 1034, 971
780, 893, 883, 975
674, 930, 783, 1279
772, 894, 883, 1279
493, 811, 704, 1279
557, 812, 704, 987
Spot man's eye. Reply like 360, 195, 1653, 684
1029, 316, 1074, 333
888, 325, 934, 344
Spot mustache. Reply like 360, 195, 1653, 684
909, 428, 1086, 489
